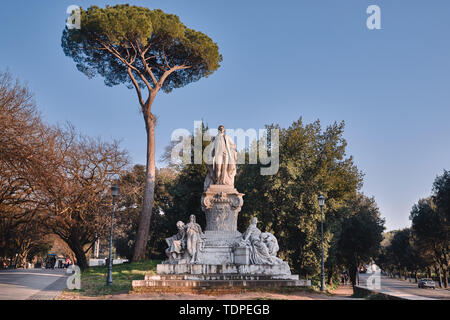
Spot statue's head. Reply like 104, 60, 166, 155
176, 221, 185, 230
251, 217, 258, 225
189, 214, 196, 223
218, 125, 225, 133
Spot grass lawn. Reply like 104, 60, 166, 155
60, 260, 351, 300
62, 260, 159, 297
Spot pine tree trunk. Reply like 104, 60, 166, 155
444, 269, 449, 288
435, 265, 442, 287
438, 268, 443, 288
132, 110, 156, 261
349, 265, 357, 287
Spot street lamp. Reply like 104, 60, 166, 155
106, 182, 119, 286
318, 193, 326, 292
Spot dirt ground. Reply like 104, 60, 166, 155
328, 284, 354, 298
59, 285, 356, 300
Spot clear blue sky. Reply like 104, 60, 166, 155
1, 0, 449, 231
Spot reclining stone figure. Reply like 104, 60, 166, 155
237, 217, 284, 265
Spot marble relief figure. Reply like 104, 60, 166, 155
185, 215, 205, 264
164, 221, 186, 263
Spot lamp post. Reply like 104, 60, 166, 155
106, 182, 119, 286
318, 193, 325, 292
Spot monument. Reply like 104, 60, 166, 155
133, 126, 310, 290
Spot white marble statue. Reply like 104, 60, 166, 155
164, 221, 187, 263
185, 215, 205, 264
204, 125, 237, 190
238, 217, 284, 265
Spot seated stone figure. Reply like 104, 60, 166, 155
238, 217, 284, 265
164, 221, 187, 264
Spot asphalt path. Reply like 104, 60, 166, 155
0, 268, 68, 300
358, 273, 450, 300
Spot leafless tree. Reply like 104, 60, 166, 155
0, 71, 54, 267
41, 126, 129, 269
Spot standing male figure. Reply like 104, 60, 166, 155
204, 125, 237, 190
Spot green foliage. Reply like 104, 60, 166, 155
115, 165, 177, 260
399, 229, 423, 270
113, 118, 386, 282
161, 124, 213, 229
336, 196, 385, 264
410, 194, 449, 285
236, 117, 364, 276
333, 195, 385, 285
114, 125, 214, 260
62, 4, 222, 262
410, 198, 442, 255
432, 170, 450, 223
379, 170, 449, 287
62, 4, 222, 93
63, 260, 158, 297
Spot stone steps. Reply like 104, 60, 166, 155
132, 278, 310, 288
157, 263, 292, 276
145, 274, 300, 281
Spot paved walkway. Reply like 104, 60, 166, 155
358, 274, 450, 300
0, 269, 68, 300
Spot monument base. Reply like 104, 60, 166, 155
145, 179, 312, 292
199, 230, 242, 264
157, 263, 293, 277
132, 263, 311, 290
132, 265, 310, 290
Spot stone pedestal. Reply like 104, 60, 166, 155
156, 263, 293, 278
234, 247, 251, 265
196, 185, 245, 264
201, 184, 244, 232
200, 231, 241, 264
133, 184, 310, 291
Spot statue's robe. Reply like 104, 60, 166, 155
241, 225, 284, 265
204, 133, 237, 190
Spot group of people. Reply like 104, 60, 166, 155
340, 271, 350, 285
44, 256, 72, 269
